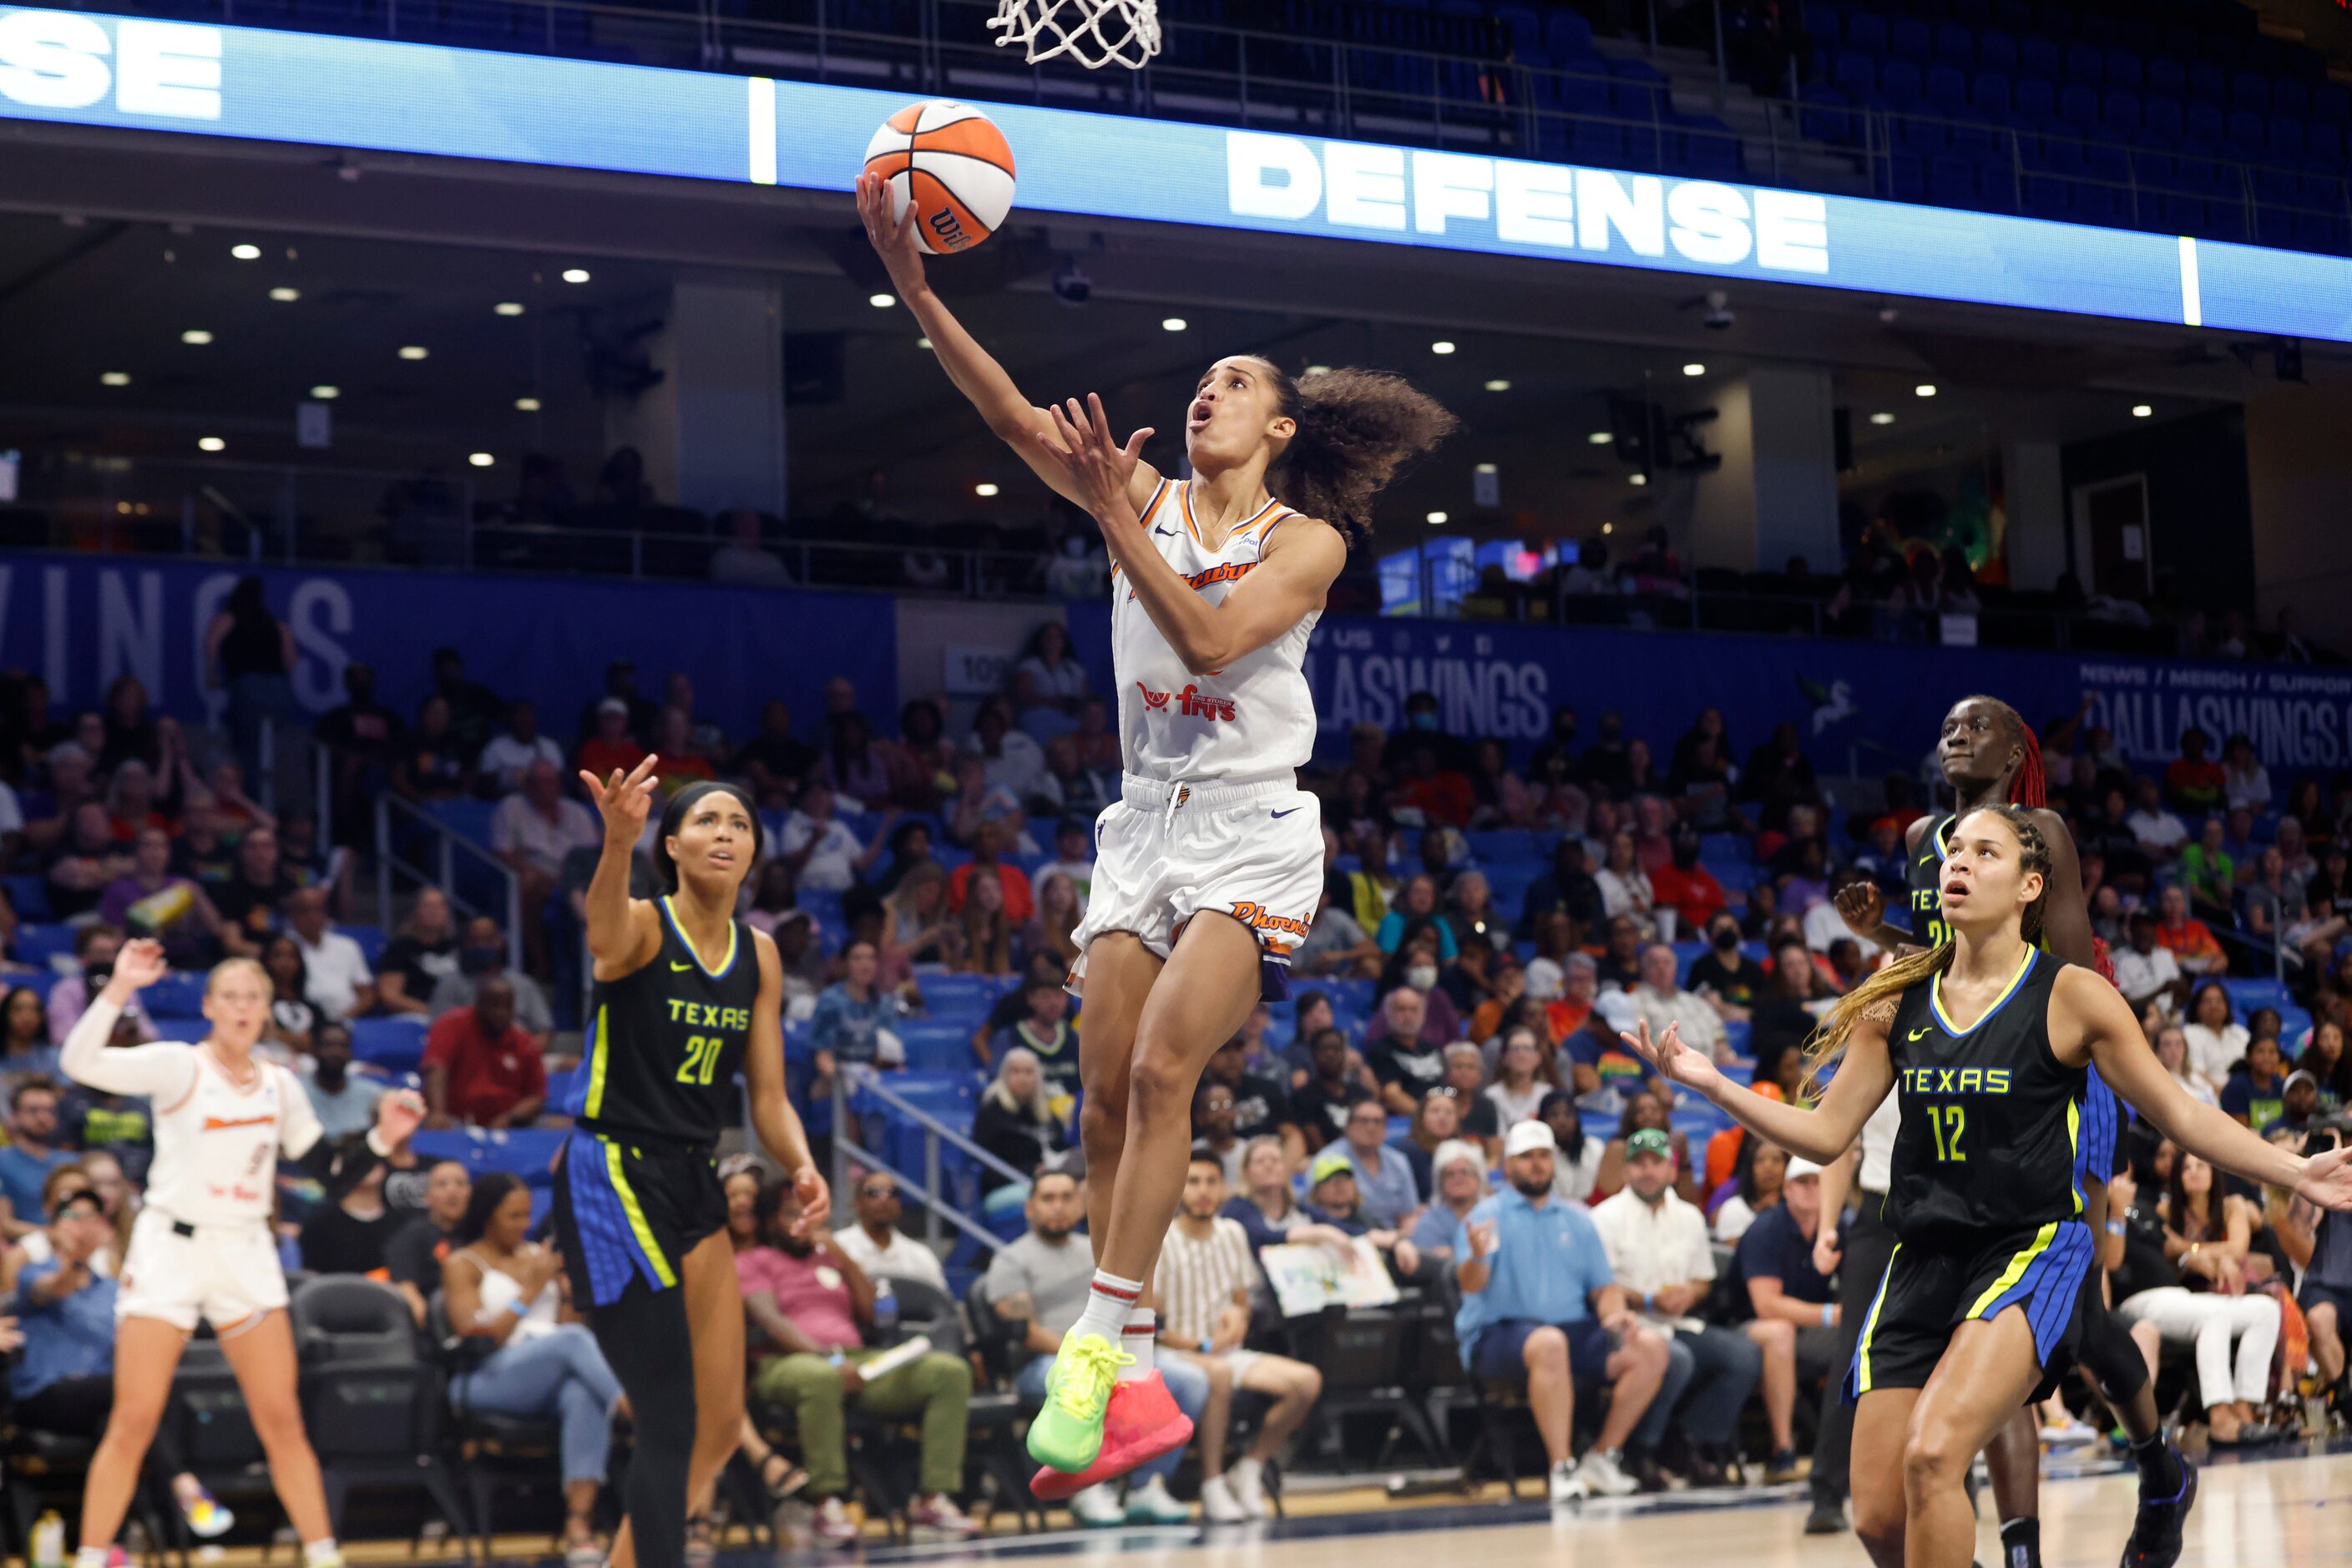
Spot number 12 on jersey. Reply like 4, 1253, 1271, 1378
1926, 1104, 1967, 1162
677, 1033, 724, 1086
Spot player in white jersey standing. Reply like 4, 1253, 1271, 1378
862, 174, 1454, 1494
58, 940, 424, 1568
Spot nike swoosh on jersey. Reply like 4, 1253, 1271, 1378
1908, 1026, 1931, 1039
1154, 526, 1176, 537
670, 960, 695, 971
1271, 807, 1302, 819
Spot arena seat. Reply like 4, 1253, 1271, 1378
349, 1014, 429, 1073
143, 971, 209, 1019
13, 923, 74, 970
3, 875, 50, 921
410, 1125, 567, 1181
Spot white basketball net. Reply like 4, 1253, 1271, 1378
988, 0, 1161, 68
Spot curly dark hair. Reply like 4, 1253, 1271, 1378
1246, 361, 1459, 546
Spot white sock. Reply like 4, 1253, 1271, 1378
1119, 1310, 1156, 1380
302, 1539, 341, 1568
1070, 1268, 1142, 1347
78, 1548, 109, 1568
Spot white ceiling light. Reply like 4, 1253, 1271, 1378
974, 483, 1001, 497
197, 437, 225, 452
1587, 430, 1611, 444
868, 292, 896, 308
1425, 510, 1449, 524
100, 372, 130, 387
309, 385, 339, 400
398, 345, 428, 360
1484, 378, 1510, 392
1914, 383, 1938, 397
1161, 317, 1187, 332
1474, 463, 1498, 475
230, 243, 260, 260
1682, 362, 1706, 377
1629, 473, 1649, 486
494, 301, 525, 316
1869, 412, 1895, 426
2132, 403, 2153, 418
180, 329, 213, 345
561, 268, 591, 284
1431, 341, 1456, 355
468, 452, 494, 468
917, 337, 933, 351
515, 397, 542, 412
269, 287, 300, 302
1601, 521, 1615, 534
1305, 365, 1332, 377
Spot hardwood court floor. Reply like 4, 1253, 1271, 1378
819, 1442, 2352, 1568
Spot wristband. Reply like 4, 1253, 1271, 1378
828, 1350, 847, 1368
1819, 1305, 1833, 1328
1199, 1336, 1214, 1353
2106, 1221, 2127, 1237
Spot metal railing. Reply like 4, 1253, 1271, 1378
828, 1065, 1028, 1254
372, 792, 524, 969
84, 0, 2350, 245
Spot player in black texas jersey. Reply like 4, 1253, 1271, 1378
1832, 695, 2183, 1568
1623, 802, 2352, 1568
551, 764, 826, 1568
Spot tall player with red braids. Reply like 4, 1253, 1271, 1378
857, 173, 1454, 1500
1834, 696, 2190, 1568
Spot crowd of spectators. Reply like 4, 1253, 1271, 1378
6, 622, 2352, 1541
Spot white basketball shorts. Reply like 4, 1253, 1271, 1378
118, 1207, 291, 1333
1069, 771, 1323, 1000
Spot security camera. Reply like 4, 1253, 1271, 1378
1051, 258, 1092, 307
1702, 289, 1734, 331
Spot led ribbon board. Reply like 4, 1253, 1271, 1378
3, 5, 2349, 340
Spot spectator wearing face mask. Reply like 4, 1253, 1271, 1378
427, 917, 555, 1035
1683, 914, 1763, 1022
1649, 825, 1726, 938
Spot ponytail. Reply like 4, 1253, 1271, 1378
1252, 362, 1458, 546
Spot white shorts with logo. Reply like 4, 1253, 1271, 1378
1069, 772, 1323, 1001
118, 1207, 291, 1333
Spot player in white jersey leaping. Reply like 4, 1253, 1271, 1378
862, 174, 1455, 1496
58, 940, 424, 1568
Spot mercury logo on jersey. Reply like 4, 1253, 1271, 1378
1128, 559, 1258, 602
1900, 1065, 2013, 1095
1136, 681, 1237, 721
1227, 901, 1313, 941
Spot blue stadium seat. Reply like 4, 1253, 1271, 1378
2016, 35, 2057, 81
344, 923, 387, 965
2142, 96, 2183, 145
2225, 109, 2267, 158
2269, 117, 2309, 162
2058, 82, 2101, 129
144, 972, 208, 1020
1800, 84, 1857, 143
1975, 164, 2020, 211
424, 799, 497, 845
1889, 15, 1931, 58
1933, 23, 1974, 67
2186, 63, 2226, 105
2273, 78, 2310, 121
15, 923, 74, 969
2314, 83, 2352, 123
2228, 69, 2269, 115
2292, 210, 2349, 255
1464, 830, 1542, 866
1970, 69, 2012, 118
2184, 100, 2225, 150
350, 1015, 429, 1073
2202, 201, 2249, 243
4, 876, 51, 922
2021, 175, 2072, 218
1976, 29, 2016, 73
1569, 120, 1624, 165
411, 1126, 566, 1181
2062, 43, 2102, 89
1879, 58, 1925, 107
1544, 10, 1596, 60
1807, 3, 1842, 51
2103, 48, 2141, 94
1925, 64, 1969, 114
2146, 58, 2184, 99
894, 1018, 978, 1073
1676, 123, 1744, 176
2071, 180, 2122, 225
10, 970, 61, 1001
1929, 156, 1980, 208
1833, 49, 1876, 102
2013, 75, 2056, 123
2102, 89, 2142, 133
1538, 67, 1611, 116
2307, 124, 2342, 165
1846, 10, 1887, 55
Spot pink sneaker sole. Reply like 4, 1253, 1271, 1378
1030, 1374, 1195, 1501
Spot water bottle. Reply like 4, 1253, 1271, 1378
32, 1510, 64, 1568
872, 1277, 898, 1341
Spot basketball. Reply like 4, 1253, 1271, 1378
862, 100, 1017, 255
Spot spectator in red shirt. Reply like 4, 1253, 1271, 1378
574, 698, 647, 782
422, 976, 548, 1128
2152, 883, 2228, 975
946, 819, 1034, 923
1649, 824, 1727, 937
1391, 741, 1473, 829
2164, 727, 2226, 815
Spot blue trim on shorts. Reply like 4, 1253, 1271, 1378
562, 1130, 667, 1307
1971, 1220, 2094, 1368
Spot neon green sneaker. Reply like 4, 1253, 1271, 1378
1025, 1333, 1130, 1472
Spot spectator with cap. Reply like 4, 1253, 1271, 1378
1032, 817, 1098, 911
1301, 1148, 1424, 1281
422, 976, 547, 1129
1733, 1153, 1843, 1482
1630, 941, 1730, 1061
1453, 1118, 1669, 1503
429, 915, 555, 1034
1592, 1128, 1763, 1488
2262, 1070, 2322, 1143
831, 1169, 948, 1292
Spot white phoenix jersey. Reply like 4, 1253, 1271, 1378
1114, 478, 1320, 783
63, 1025, 327, 1227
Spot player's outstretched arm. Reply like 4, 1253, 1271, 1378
746, 929, 830, 1235
1620, 1015, 1894, 1166
577, 756, 663, 980
2062, 966, 2352, 1209
858, 174, 1157, 518
1035, 394, 1345, 673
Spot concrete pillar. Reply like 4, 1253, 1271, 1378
2002, 439, 2066, 589
1683, 364, 1839, 574
2246, 383, 2352, 650
607, 279, 788, 518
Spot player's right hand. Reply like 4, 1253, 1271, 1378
1618, 1019, 1722, 1099
1812, 1228, 1842, 1279
1834, 880, 1884, 938
109, 938, 168, 996
855, 171, 926, 295
579, 755, 660, 842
